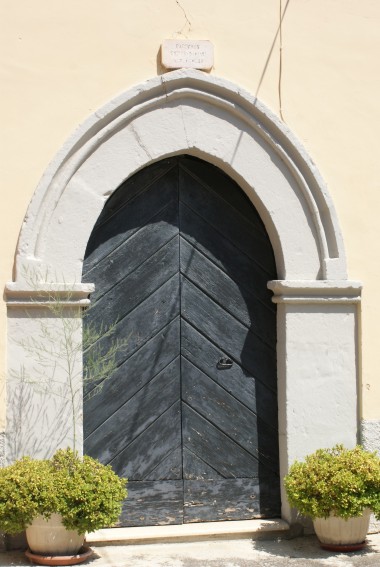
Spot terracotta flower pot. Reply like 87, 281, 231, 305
25, 547, 93, 566
26, 514, 84, 555
313, 509, 371, 551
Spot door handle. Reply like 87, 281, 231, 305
217, 357, 233, 369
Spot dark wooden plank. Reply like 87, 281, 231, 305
182, 404, 260, 478
84, 164, 178, 272
87, 274, 180, 369
84, 318, 180, 436
182, 356, 259, 448
184, 478, 262, 522
93, 158, 177, 228
259, 474, 282, 517
181, 277, 276, 388
182, 447, 223, 481
110, 401, 182, 480
84, 199, 179, 301
85, 236, 179, 329
179, 156, 268, 235
120, 480, 183, 526
179, 202, 276, 308
182, 357, 279, 472
180, 237, 276, 347
179, 167, 276, 275
144, 447, 182, 481
184, 474, 283, 521
181, 320, 278, 424
85, 357, 180, 463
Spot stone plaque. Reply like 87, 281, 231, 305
161, 39, 213, 71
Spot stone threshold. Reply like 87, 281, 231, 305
86, 519, 290, 546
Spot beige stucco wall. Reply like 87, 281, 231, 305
1, 0, 379, 426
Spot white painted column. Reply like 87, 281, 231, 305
268, 280, 362, 522
4, 283, 93, 463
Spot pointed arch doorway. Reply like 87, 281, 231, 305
82, 155, 280, 525
5, 70, 360, 526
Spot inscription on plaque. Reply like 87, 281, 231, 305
161, 39, 214, 71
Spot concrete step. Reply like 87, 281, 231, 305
86, 519, 290, 546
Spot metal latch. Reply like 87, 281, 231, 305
217, 357, 233, 369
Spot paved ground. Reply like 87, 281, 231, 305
1, 533, 380, 567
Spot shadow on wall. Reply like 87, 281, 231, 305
6, 332, 72, 463
155, 0, 292, 110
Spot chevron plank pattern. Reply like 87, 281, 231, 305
83, 156, 280, 526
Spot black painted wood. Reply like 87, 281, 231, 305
182, 403, 262, 478
144, 447, 183, 481
83, 155, 279, 526
85, 199, 179, 303
85, 237, 180, 330
121, 480, 184, 526
84, 161, 178, 274
184, 478, 261, 523
180, 237, 275, 345
181, 357, 279, 472
84, 318, 180, 436
179, 164, 275, 276
180, 320, 278, 427
88, 274, 180, 371
110, 400, 182, 480
181, 276, 276, 388
178, 157, 267, 235
179, 203, 275, 308
85, 357, 180, 465
182, 447, 223, 480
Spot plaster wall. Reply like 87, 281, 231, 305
282, 305, 358, 453
1, 1, 379, 435
6, 308, 84, 462
275, 302, 358, 520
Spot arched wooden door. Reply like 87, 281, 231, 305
83, 156, 280, 526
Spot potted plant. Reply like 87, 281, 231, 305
284, 444, 380, 551
0, 448, 127, 565
5, 271, 129, 563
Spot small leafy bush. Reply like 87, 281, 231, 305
284, 444, 380, 520
0, 448, 127, 535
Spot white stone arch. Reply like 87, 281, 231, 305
5, 70, 361, 523
11, 70, 345, 284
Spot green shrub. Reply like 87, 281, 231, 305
0, 448, 127, 535
284, 444, 380, 520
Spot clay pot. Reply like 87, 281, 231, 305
313, 508, 371, 551
26, 514, 84, 555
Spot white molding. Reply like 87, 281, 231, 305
5, 282, 94, 307
10, 69, 347, 286
268, 280, 362, 304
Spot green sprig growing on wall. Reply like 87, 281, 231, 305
10, 268, 128, 453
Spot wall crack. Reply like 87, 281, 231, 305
131, 123, 153, 160
175, 0, 192, 36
